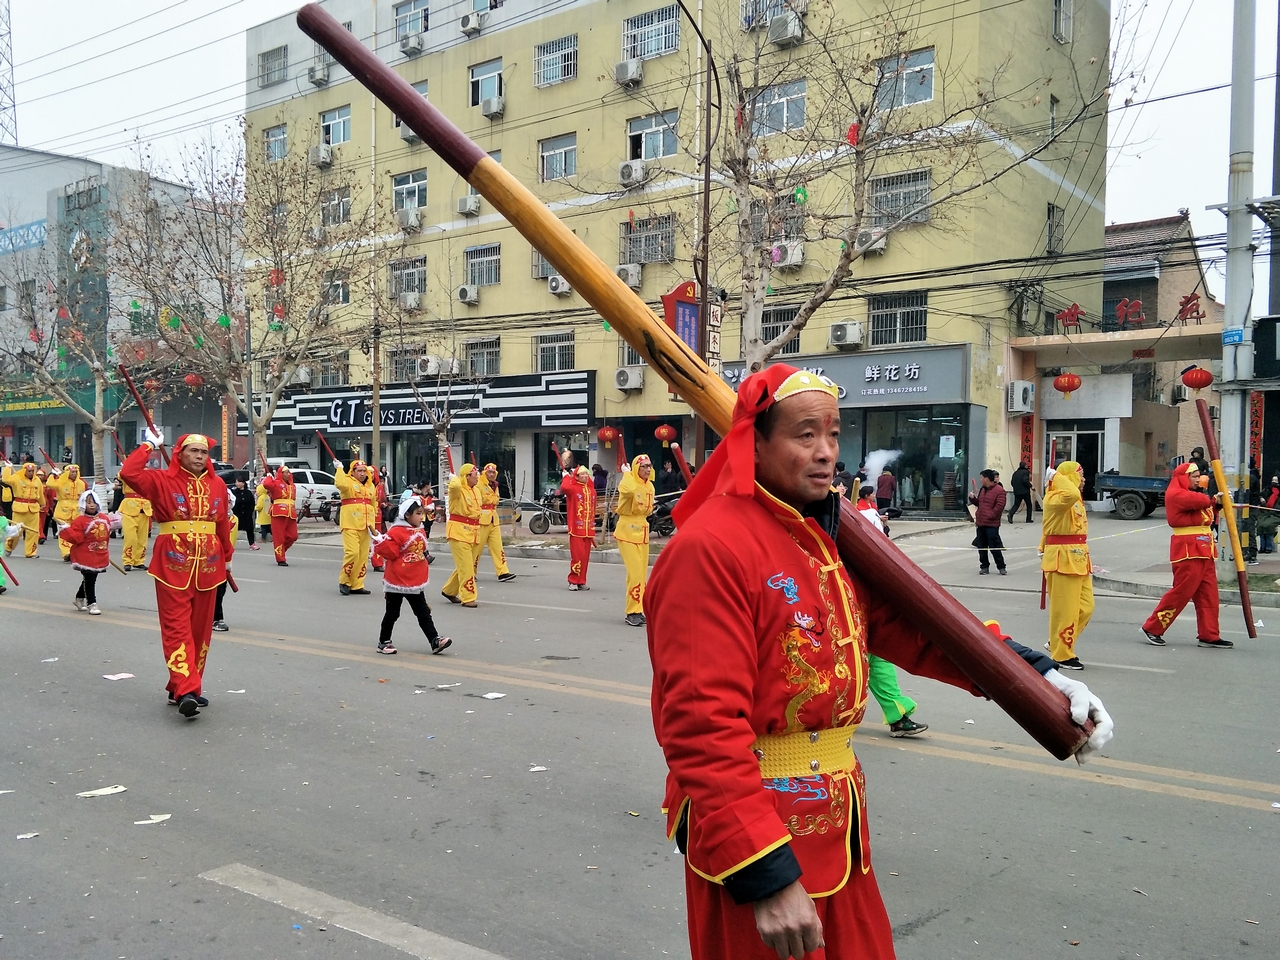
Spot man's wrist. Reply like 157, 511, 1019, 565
721, 844, 802, 905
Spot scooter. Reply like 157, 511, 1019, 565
649, 491, 682, 538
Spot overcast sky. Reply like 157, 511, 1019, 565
10, 0, 1280, 309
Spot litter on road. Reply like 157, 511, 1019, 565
16, 832, 38, 840
134, 814, 171, 825
529, 765, 548, 772
41, 657, 58, 663
77, 785, 127, 798
227, 689, 246, 694
102, 673, 134, 681
482, 692, 505, 700
436, 682, 461, 689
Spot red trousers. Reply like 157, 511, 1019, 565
1142, 557, 1220, 640
155, 580, 217, 698
568, 535, 591, 585
271, 516, 298, 562
685, 862, 896, 960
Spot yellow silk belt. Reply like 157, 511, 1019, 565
1171, 525, 1212, 536
750, 727, 857, 779
158, 521, 217, 536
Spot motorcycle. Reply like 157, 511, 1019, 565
649, 490, 682, 538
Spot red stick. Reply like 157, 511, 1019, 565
314, 429, 337, 464
116, 365, 169, 465
37, 446, 57, 470
470, 451, 477, 467
226, 571, 239, 594
1040, 573, 1047, 611
551, 440, 568, 473
110, 431, 127, 463
444, 445, 455, 475
669, 442, 694, 487
0, 552, 18, 587
616, 434, 628, 473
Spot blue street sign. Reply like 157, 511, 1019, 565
1222, 328, 1244, 345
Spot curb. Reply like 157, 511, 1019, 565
1090, 574, 1280, 608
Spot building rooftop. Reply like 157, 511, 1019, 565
1104, 212, 1193, 275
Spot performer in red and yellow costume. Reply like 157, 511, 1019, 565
561, 464, 596, 590
370, 466, 388, 572
1039, 460, 1093, 669
262, 466, 299, 566
1141, 462, 1230, 649
0, 458, 44, 557
614, 454, 655, 625
477, 462, 515, 582
647, 365, 1111, 960
333, 458, 379, 595
120, 430, 233, 719
119, 479, 153, 570
48, 463, 87, 560
440, 462, 482, 607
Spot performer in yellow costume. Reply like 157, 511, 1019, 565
48, 463, 87, 560
614, 454, 655, 627
254, 478, 271, 541
477, 462, 515, 582
440, 463, 482, 607
333, 459, 380, 595
1039, 460, 1094, 669
119, 479, 153, 570
1, 458, 44, 557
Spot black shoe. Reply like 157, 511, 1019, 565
352, 588, 370, 595
979, 568, 990, 575
889, 716, 929, 737
212, 620, 229, 632
1055, 657, 1085, 670
1198, 638, 1234, 650
1142, 628, 1165, 646
998, 568, 1007, 576
277, 561, 289, 567
339, 584, 351, 595
426, 553, 435, 564
497, 573, 516, 582
176, 694, 200, 718
169, 693, 209, 707
430, 636, 453, 654
63, 556, 71, 563
442, 591, 461, 604
625, 613, 646, 627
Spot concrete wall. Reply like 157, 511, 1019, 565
1041, 373, 1134, 420
1119, 398, 1180, 476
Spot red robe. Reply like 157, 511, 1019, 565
561, 473, 596, 585
1142, 464, 1219, 640
262, 472, 299, 562
59, 513, 112, 572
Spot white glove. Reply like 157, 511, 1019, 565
56, 520, 70, 533
1045, 669, 1115, 762
333, 460, 342, 471
143, 426, 164, 448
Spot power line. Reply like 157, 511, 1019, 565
13, 0, 197, 69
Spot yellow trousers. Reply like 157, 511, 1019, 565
477, 522, 510, 577
618, 539, 649, 614
121, 514, 150, 567
1046, 571, 1095, 661
340, 527, 372, 589
442, 539, 481, 603
12, 509, 40, 557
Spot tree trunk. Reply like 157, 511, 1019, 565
90, 376, 106, 480
252, 421, 270, 474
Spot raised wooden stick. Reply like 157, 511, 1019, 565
1196, 398, 1256, 638
669, 442, 694, 488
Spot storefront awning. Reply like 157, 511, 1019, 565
1011, 322, 1224, 368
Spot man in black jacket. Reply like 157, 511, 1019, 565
1008, 462, 1034, 523
231, 477, 258, 549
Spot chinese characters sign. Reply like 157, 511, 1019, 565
862, 361, 926, 397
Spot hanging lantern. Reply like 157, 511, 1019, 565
1181, 366, 1213, 392
597, 425, 618, 448
216, 313, 231, 329
144, 378, 162, 392
1053, 372, 1083, 400
184, 373, 204, 388
655, 424, 678, 447
134, 347, 147, 362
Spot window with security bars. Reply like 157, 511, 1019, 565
320, 187, 351, 226
324, 269, 350, 305
264, 124, 287, 162
749, 197, 805, 243
465, 337, 501, 377
619, 338, 644, 367
259, 46, 288, 86
875, 48, 935, 111
393, 170, 427, 210
315, 22, 352, 65
751, 81, 806, 136
623, 5, 680, 60
869, 292, 928, 346
395, 0, 429, 38
388, 348, 421, 382
619, 214, 675, 265
539, 133, 577, 181
534, 331, 575, 372
534, 35, 578, 86
740, 0, 808, 29
1047, 204, 1065, 255
868, 170, 931, 228
531, 247, 555, 279
761, 306, 802, 356
318, 354, 349, 387
628, 110, 678, 160
1053, 0, 1073, 42
466, 244, 502, 286
389, 257, 427, 295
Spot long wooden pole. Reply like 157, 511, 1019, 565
298, 4, 1089, 760
669, 442, 695, 487
1197, 398, 1257, 637
116, 365, 169, 465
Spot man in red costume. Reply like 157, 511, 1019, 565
262, 466, 299, 566
560, 464, 596, 591
1141, 461, 1230, 649
647, 364, 1113, 960
120, 429, 233, 719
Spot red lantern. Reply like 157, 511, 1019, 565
655, 424, 677, 447
1053, 372, 1083, 400
597, 425, 618, 448
184, 373, 204, 388
144, 378, 162, 392
133, 347, 147, 362
1181, 366, 1213, 392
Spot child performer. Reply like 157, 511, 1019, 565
0, 515, 22, 593
373, 499, 451, 655
59, 489, 111, 615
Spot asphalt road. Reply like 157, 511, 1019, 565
2, 528, 1277, 960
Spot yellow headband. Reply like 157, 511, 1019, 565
773, 370, 839, 404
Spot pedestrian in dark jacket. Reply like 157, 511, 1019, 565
231, 478, 257, 548
969, 469, 1007, 574
875, 468, 896, 510
834, 461, 856, 500
1008, 462, 1033, 523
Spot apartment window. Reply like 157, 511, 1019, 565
749, 197, 804, 243
470, 59, 503, 106
321, 187, 351, 226
1053, 0, 1073, 42
740, 0, 807, 29
324, 269, 350, 305
389, 257, 427, 295
751, 81, 806, 136
470, 150, 500, 195
761, 306, 802, 356
620, 214, 675, 264
465, 336, 501, 377
1047, 203, 1065, 255
321, 105, 351, 145
620, 338, 644, 367
317, 354, 349, 387
258, 45, 288, 87
395, 0, 429, 38
628, 110, 678, 160
534, 35, 577, 87
875, 48, 935, 111
623, 5, 680, 60
0, 285, 7, 311
393, 170, 428, 210
539, 133, 577, 181
531, 247, 555, 279
534, 331, 575, 373
264, 124, 287, 162
18, 279, 35, 311
315, 21, 353, 64
388, 347, 421, 382
869, 292, 928, 346
1049, 95, 1059, 137
466, 244, 502, 286
394, 81, 429, 128
868, 169, 931, 228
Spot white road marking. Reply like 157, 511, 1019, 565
201, 863, 509, 960
1085, 661, 1177, 674
236, 578, 272, 583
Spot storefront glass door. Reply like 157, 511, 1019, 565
859, 404, 969, 511
1047, 429, 1101, 501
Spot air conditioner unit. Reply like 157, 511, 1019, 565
398, 291, 422, 311
457, 284, 480, 305
480, 96, 505, 119
614, 58, 643, 88
619, 159, 647, 188
772, 241, 805, 270
399, 123, 422, 144
1208, 405, 1220, 420
287, 365, 312, 386
616, 263, 643, 288
416, 355, 441, 378
746, 0, 809, 28
615, 366, 644, 391
400, 32, 425, 56
308, 63, 330, 86
307, 225, 328, 244
308, 143, 333, 168
460, 12, 486, 35
1006, 380, 1035, 415
828, 320, 863, 350
767, 12, 804, 47
396, 206, 422, 231
1170, 384, 1189, 404
548, 275, 572, 296
856, 229, 888, 254
315, 306, 331, 325
456, 194, 481, 217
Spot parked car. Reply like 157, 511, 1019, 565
291, 468, 341, 517
243, 457, 311, 473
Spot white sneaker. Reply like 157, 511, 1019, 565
74, 597, 87, 611
567, 583, 579, 591
87, 603, 101, 616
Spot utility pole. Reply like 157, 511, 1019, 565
0, 1, 17, 145
370, 307, 381, 468
1271, 3, 1280, 316
244, 304, 256, 468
